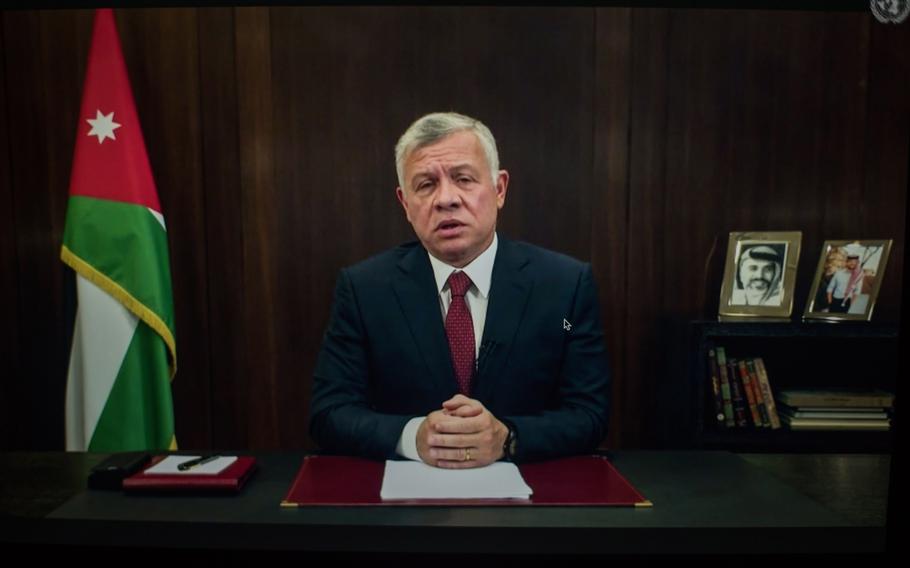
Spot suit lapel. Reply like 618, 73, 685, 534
473, 239, 532, 401
392, 245, 455, 392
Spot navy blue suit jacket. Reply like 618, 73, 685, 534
309, 237, 611, 463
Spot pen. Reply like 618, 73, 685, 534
177, 455, 220, 471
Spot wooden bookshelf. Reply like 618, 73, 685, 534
687, 320, 898, 453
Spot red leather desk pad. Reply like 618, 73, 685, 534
281, 455, 650, 507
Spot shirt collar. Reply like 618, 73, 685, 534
427, 233, 497, 299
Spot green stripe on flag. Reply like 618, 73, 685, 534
88, 320, 175, 451
62, 195, 176, 378
63, 195, 175, 339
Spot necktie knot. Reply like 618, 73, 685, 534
444, 270, 474, 396
447, 271, 472, 298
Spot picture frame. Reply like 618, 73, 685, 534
718, 231, 801, 321
803, 240, 892, 322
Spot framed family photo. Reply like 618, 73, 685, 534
718, 231, 802, 321
803, 240, 892, 322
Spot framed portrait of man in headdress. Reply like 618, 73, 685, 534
719, 231, 801, 321
804, 240, 892, 322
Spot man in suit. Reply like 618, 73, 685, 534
310, 112, 610, 468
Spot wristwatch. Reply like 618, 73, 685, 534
502, 423, 518, 462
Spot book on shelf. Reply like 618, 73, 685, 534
779, 415, 891, 431
752, 358, 781, 429
707, 349, 726, 428
736, 359, 763, 428
775, 388, 893, 432
776, 388, 895, 409
709, 348, 782, 431
726, 358, 749, 428
744, 359, 771, 427
778, 404, 889, 420
714, 347, 735, 428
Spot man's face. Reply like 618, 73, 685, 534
846, 258, 859, 270
739, 257, 778, 293
396, 131, 508, 267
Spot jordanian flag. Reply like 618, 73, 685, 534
62, 9, 176, 451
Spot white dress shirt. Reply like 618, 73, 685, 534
396, 233, 498, 461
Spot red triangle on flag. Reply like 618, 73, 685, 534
68, 8, 162, 213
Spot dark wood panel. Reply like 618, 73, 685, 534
197, 7, 247, 450
754, 12, 868, 313
2, 11, 90, 449
862, 16, 908, 321
269, 6, 376, 449
816, 13, 870, 236
660, 9, 790, 444
115, 9, 211, 449
0, 17, 20, 448
38, 10, 94, 450
235, 7, 282, 449
624, 8, 670, 448
592, 7, 632, 449
454, 7, 595, 262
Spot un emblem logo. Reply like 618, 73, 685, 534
871, 0, 910, 23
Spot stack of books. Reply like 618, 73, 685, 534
776, 389, 894, 431
707, 347, 781, 430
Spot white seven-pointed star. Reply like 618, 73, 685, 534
86, 110, 122, 144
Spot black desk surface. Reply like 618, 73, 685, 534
0, 451, 890, 555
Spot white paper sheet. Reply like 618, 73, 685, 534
143, 455, 237, 475
380, 460, 533, 500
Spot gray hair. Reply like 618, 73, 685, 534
394, 112, 500, 190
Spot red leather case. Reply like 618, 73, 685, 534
123, 455, 257, 493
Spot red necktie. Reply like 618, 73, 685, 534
445, 271, 475, 395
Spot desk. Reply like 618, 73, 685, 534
0, 451, 889, 554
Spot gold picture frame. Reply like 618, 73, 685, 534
718, 231, 801, 321
803, 240, 892, 322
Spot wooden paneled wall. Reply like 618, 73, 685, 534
1, 7, 906, 450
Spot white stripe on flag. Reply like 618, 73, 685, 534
65, 273, 139, 451
148, 207, 166, 231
